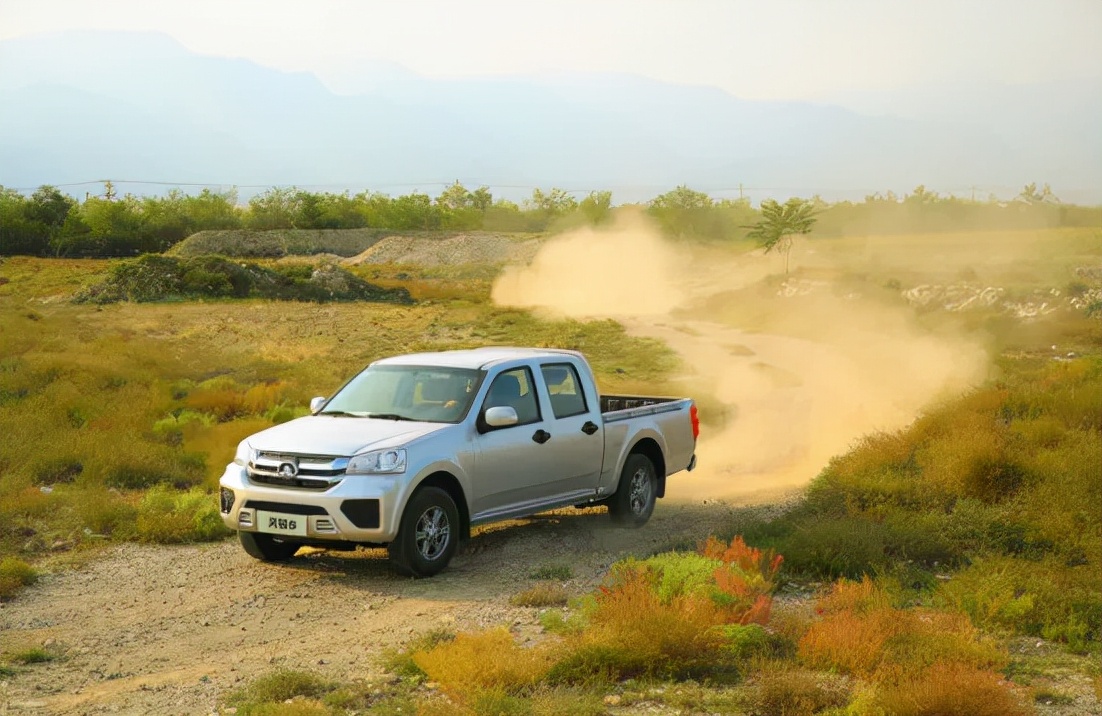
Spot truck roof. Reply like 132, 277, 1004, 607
372, 347, 584, 370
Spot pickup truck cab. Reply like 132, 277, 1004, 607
219, 347, 698, 576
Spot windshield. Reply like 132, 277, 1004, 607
320, 365, 484, 423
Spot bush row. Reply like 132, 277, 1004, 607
740, 355, 1102, 652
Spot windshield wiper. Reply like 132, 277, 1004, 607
318, 410, 363, 417
366, 413, 416, 421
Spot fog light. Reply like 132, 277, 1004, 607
220, 487, 235, 514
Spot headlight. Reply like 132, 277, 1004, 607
347, 448, 407, 475
233, 440, 256, 467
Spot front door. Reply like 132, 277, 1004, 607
470, 366, 575, 519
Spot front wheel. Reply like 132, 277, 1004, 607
388, 487, 460, 577
608, 454, 658, 527
239, 531, 300, 562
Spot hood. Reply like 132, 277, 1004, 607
245, 415, 449, 456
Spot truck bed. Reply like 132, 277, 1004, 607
600, 394, 690, 423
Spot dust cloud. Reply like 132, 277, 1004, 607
492, 211, 991, 503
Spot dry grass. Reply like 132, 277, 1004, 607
511, 582, 570, 608
873, 660, 1033, 716
0, 258, 680, 575
222, 669, 334, 715
0, 556, 38, 599
798, 605, 897, 678
799, 577, 1006, 681
579, 566, 728, 680
412, 628, 553, 701
751, 664, 850, 716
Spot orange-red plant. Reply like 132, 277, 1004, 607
699, 535, 784, 625
700, 535, 784, 585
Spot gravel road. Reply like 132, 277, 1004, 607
0, 500, 777, 715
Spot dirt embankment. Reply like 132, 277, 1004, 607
341, 233, 542, 267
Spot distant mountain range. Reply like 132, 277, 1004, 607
1, 30, 1099, 203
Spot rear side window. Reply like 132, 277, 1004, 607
541, 363, 588, 419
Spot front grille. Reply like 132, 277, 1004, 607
250, 474, 337, 490
243, 500, 328, 516
247, 451, 348, 491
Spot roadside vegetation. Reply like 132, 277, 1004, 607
2, 180, 1097, 257
210, 222, 1099, 714
72, 253, 412, 304
0, 254, 679, 584
221, 350, 1100, 715
1, 182, 1099, 713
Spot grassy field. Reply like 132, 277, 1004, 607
0, 254, 679, 586
1, 225, 1100, 714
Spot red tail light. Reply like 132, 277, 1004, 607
689, 403, 700, 440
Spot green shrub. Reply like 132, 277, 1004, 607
105, 463, 173, 490
225, 669, 333, 711
135, 486, 229, 543
74, 490, 138, 539
5, 647, 53, 664
0, 557, 39, 599
528, 564, 573, 580
469, 688, 533, 716
718, 623, 775, 661
73, 254, 413, 305
631, 552, 721, 603
32, 457, 83, 485
937, 555, 1101, 651
511, 583, 570, 607
380, 627, 455, 680
545, 643, 643, 686
743, 514, 957, 580
751, 665, 850, 716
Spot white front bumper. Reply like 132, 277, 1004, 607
218, 464, 404, 543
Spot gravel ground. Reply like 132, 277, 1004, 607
343, 233, 542, 267
0, 500, 774, 715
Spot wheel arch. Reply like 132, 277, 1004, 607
629, 437, 667, 498
414, 470, 471, 540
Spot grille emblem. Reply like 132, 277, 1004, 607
278, 462, 299, 478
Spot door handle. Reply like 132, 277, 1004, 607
581, 421, 599, 435
532, 429, 551, 444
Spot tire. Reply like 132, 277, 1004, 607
239, 531, 300, 562
388, 486, 459, 577
608, 453, 657, 527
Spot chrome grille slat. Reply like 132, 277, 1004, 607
247, 451, 347, 491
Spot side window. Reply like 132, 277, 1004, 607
483, 367, 541, 426
541, 363, 588, 419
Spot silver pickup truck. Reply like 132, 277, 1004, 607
218, 347, 698, 576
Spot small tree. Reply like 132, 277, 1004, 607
746, 197, 817, 274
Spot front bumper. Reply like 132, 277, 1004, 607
218, 463, 403, 543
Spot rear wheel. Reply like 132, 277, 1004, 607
388, 487, 459, 577
608, 454, 657, 527
239, 531, 300, 562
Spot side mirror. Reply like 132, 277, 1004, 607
310, 396, 327, 414
483, 406, 518, 428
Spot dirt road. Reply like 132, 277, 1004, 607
0, 500, 781, 715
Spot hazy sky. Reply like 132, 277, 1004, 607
3, 0, 1101, 100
